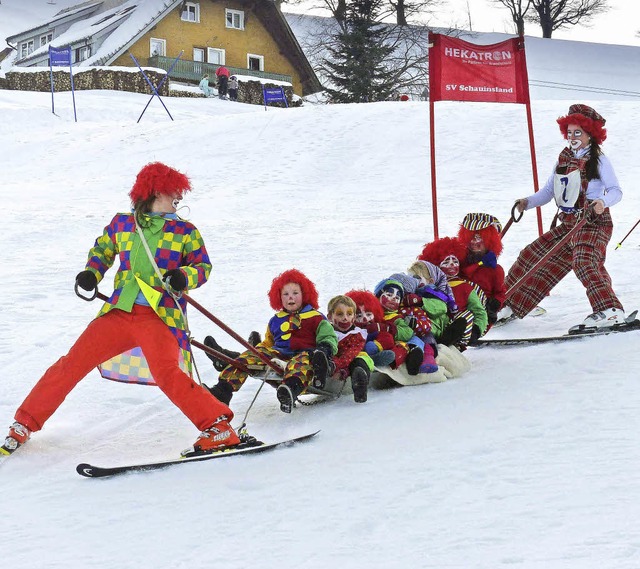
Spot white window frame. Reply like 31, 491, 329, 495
225, 9, 244, 30
150, 38, 166, 57
193, 48, 204, 75
181, 2, 200, 23
247, 53, 264, 72
40, 33, 53, 48
74, 45, 91, 63
207, 48, 225, 65
20, 40, 34, 59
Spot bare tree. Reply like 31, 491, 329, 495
491, 0, 533, 36
526, 0, 610, 38
381, 0, 444, 26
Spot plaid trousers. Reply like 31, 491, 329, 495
219, 345, 312, 392
505, 210, 623, 317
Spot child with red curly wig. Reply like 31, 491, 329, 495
456, 212, 507, 326
208, 269, 338, 413
419, 237, 488, 348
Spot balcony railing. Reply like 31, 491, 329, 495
147, 55, 292, 84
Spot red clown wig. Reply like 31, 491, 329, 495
345, 289, 384, 322
419, 237, 468, 266
268, 269, 319, 310
129, 162, 192, 204
556, 104, 607, 145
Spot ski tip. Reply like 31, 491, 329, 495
76, 463, 96, 477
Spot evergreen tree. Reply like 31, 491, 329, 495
323, 0, 396, 103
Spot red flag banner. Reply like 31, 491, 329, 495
429, 33, 530, 104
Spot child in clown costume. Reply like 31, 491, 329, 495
456, 213, 506, 326
390, 267, 456, 341
206, 269, 338, 413
325, 295, 374, 403
419, 237, 488, 347
2, 162, 241, 457
345, 289, 398, 368
372, 279, 439, 375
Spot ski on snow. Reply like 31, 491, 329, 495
76, 430, 320, 478
475, 316, 640, 347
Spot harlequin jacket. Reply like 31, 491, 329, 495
84, 212, 211, 384
263, 304, 338, 358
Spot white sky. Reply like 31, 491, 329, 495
438, 0, 640, 46
288, 0, 640, 47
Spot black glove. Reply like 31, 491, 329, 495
486, 297, 501, 324
75, 270, 97, 292
164, 269, 187, 291
314, 342, 334, 359
469, 325, 482, 345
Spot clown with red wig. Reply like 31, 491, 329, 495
419, 237, 488, 348
209, 269, 338, 413
502, 104, 625, 330
2, 162, 243, 458
456, 212, 507, 326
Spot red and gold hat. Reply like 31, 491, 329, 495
457, 213, 504, 257
557, 104, 607, 145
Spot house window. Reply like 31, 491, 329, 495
247, 54, 264, 72
225, 9, 244, 30
207, 48, 225, 65
40, 33, 53, 47
150, 38, 166, 57
20, 40, 34, 59
75, 45, 91, 62
181, 2, 200, 23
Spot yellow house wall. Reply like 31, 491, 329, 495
112, 1, 304, 94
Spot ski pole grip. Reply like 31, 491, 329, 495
74, 282, 98, 302
511, 202, 524, 223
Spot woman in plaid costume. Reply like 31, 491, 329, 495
2, 163, 241, 457
502, 104, 625, 329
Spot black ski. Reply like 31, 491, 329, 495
474, 319, 640, 347
76, 430, 320, 478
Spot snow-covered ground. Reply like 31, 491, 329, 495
3, 13, 640, 569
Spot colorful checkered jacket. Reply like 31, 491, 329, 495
85, 212, 211, 385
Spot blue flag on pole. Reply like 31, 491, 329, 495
262, 86, 288, 109
49, 45, 77, 122
49, 46, 71, 66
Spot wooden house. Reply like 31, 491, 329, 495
5, 0, 321, 96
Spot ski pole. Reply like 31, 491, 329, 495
500, 202, 523, 239
505, 206, 594, 302
183, 295, 285, 375
615, 217, 640, 249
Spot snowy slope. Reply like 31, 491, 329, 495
2, 25, 640, 569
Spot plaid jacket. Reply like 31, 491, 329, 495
86, 212, 211, 384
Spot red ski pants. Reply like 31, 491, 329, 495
15, 305, 232, 433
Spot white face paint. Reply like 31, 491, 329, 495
566, 125, 590, 151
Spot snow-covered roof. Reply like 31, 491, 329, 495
9, 0, 181, 68
6, 2, 103, 43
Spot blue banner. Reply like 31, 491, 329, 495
263, 86, 287, 106
49, 46, 71, 67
